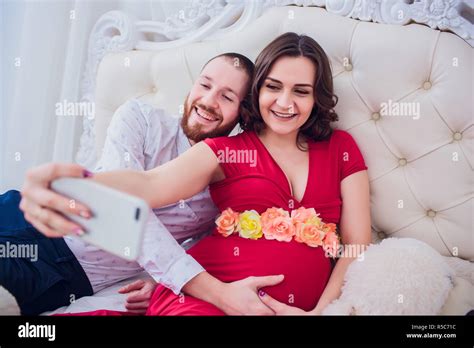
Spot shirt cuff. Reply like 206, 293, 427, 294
147, 254, 205, 295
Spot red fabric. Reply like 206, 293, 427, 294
55, 310, 133, 316
146, 130, 367, 316
56, 130, 366, 317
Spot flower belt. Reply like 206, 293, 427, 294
215, 207, 340, 257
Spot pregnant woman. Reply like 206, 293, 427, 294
144, 33, 370, 315
22, 32, 371, 315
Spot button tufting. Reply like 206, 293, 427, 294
152, 86, 157, 93
398, 158, 407, 166
453, 132, 462, 141
423, 81, 432, 90
372, 112, 380, 121
377, 231, 386, 239
344, 63, 353, 71
427, 210, 436, 218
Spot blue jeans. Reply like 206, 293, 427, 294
0, 190, 93, 315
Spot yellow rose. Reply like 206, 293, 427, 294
237, 210, 263, 240
305, 215, 323, 227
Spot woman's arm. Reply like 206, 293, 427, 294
310, 170, 372, 314
20, 142, 221, 237
90, 142, 221, 209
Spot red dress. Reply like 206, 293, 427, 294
146, 130, 367, 315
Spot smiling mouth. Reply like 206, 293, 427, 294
271, 110, 298, 119
195, 106, 219, 122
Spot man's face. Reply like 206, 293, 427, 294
182, 57, 249, 143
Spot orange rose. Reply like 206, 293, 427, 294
322, 223, 337, 234
215, 208, 239, 237
290, 207, 319, 224
263, 215, 295, 242
295, 222, 325, 247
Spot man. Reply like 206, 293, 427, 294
2, 53, 283, 315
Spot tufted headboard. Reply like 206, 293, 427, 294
87, 5, 473, 261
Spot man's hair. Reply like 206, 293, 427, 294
202, 52, 255, 125
202, 52, 255, 85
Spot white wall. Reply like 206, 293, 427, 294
0, 0, 192, 192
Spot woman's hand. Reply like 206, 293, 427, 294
118, 279, 158, 314
20, 163, 92, 238
258, 291, 319, 315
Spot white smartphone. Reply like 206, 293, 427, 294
51, 177, 149, 261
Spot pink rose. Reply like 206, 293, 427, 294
261, 207, 289, 226
290, 207, 319, 224
323, 230, 340, 257
263, 215, 295, 242
295, 223, 325, 247
215, 208, 239, 237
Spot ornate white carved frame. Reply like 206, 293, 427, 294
76, 0, 473, 166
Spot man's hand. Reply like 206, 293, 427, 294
258, 291, 316, 315
182, 271, 285, 315
118, 279, 158, 314
19, 163, 92, 237
217, 275, 286, 315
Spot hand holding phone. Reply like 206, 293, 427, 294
51, 177, 149, 261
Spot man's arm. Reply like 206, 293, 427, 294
92, 100, 208, 296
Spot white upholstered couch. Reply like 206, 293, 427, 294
87, 4, 474, 314
1, 2, 472, 315
92, 5, 473, 260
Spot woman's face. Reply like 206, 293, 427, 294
258, 56, 316, 137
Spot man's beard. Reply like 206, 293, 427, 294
181, 97, 238, 143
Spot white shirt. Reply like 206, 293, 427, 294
64, 99, 219, 294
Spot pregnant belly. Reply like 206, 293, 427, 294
187, 233, 333, 311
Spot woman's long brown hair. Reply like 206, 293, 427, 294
241, 32, 339, 150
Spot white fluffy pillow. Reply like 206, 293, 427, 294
322, 238, 455, 315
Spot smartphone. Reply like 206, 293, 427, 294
51, 177, 149, 261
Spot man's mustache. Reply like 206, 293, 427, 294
190, 102, 223, 121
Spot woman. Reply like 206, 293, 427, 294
32, 32, 371, 315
